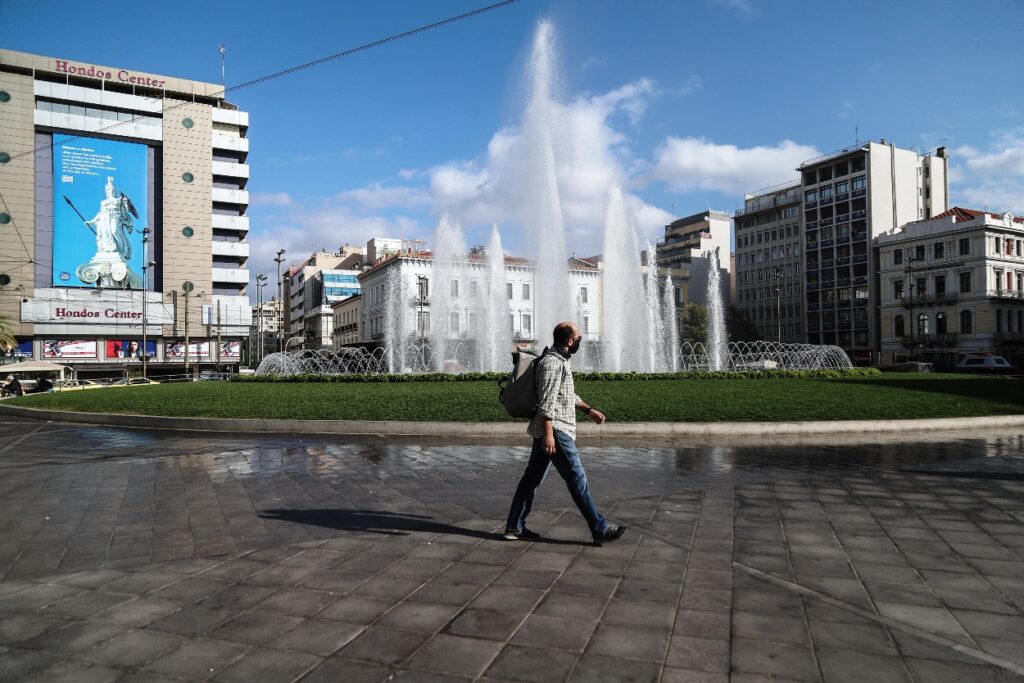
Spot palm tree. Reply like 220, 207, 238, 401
0, 315, 16, 352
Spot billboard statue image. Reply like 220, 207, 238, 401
219, 341, 241, 358
52, 134, 148, 289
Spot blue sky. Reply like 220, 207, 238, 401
4, 0, 1024, 299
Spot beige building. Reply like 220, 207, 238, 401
655, 210, 731, 307
0, 49, 250, 376
283, 246, 364, 350
331, 294, 362, 348
800, 140, 948, 363
877, 208, 1024, 369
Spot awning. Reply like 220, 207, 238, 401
1, 359, 73, 379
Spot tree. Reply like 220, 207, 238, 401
727, 306, 761, 342
682, 303, 708, 344
0, 315, 15, 353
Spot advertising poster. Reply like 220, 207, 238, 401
106, 339, 157, 360
43, 339, 97, 358
219, 341, 241, 358
52, 134, 148, 289
1, 340, 33, 359
165, 340, 211, 359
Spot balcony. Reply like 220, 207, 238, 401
837, 278, 851, 287
819, 195, 834, 205
806, 262, 819, 271
835, 193, 850, 202
821, 239, 835, 248
852, 209, 867, 220
836, 256, 851, 266
852, 188, 866, 198
853, 254, 868, 263
805, 221, 818, 230
836, 235, 851, 245
212, 214, 249, 232
852, 232, 868, 241
806, 282, 819, 290
854, 297, 869, 307
805, 201, 817, 209
821, 259, 834, 269
821, 301, 835, 310
996, 332, 1024, 343
410, 296, 430, 306
989, 289, 1024, 300
806, 241, 818, 250
806, 303, 820, 311
835, 213, 850, 223
900, 333, 959, 347
820, 218, 834, 227
853, 275, 868, 285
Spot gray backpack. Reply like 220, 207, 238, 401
498, 349, 542, 418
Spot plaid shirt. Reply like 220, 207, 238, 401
528, 348, 583, 440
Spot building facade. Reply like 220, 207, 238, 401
655, 210, 731, 307
283, 246, 363, 350
249, 298, 280, 364
800, 141, 948, 363
0, 49, 251, 377
331, 294, 361, 348
877, 208, 1024, 369
734, 181, 803, 342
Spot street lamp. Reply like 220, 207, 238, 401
416, 275, 428, 346
181, 282, 194, 377
274, 249, 286, 353
141, 227, 152, 379
256, 274, 267, 363
773, 268, 783, 343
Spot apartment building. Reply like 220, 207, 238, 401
283, 245, 364, 350
877, 208, 1024, 369
801, 141, 948, 364
654, 210, 731, 307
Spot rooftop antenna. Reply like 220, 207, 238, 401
854, 126, 858, 144
218, 44, 226, 97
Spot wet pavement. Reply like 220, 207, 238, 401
0, 414, 1023, 682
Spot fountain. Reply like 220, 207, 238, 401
706, 248, 727, 371
255, 20, 854, 378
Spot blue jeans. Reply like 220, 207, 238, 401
506, 431, 608, 535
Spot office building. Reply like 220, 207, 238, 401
283, 246, 363, 350
800, 140, 948, 363
734, 181, 803, 342
655, 210, 731, 307
878, 208, 1024, 369
0, 49, 251, 376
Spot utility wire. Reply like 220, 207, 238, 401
8, 0, 524, 161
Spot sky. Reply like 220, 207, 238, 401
3, 0, 1024, 302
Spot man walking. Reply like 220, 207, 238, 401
505, 321, 626, 545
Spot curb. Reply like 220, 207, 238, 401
2, 403, 1024, 437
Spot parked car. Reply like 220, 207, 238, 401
955, 354, 1015, 374
55, 379, 106, 391
881, 362, 934, 373
108, 377, 161, 386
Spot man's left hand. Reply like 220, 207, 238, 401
588, 409, 606, 425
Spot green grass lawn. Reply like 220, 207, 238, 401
10, 374, 1023, 422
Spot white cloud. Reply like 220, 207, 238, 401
250, 192, 293, 206
651, 137, 817, 195
952, 127, 1024, 213
677, 75, 702, 97
709, 0, 754, 16
337, 183, 431, 210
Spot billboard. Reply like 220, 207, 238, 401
43, 339, 98, 358
1, 340, 33, 359
106, 339, 157, 360
219, 341, 241, 358
165, 340, 211, 359
52, 134, 148, 289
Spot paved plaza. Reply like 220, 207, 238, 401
0, 414, 1022, 682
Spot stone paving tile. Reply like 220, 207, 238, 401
2, 420, 1024, 681
21, 659, 121, 683
212, 647, 320, 683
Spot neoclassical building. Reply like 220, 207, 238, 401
877, 208, 1024, 369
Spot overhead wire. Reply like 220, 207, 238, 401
0, 0, 525, 272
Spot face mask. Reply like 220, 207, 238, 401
568, 338, 582, 355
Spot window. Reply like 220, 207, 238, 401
851, 176, 866, 191
449, 312, 460, 334
582, 316, 590, 334
936, 312, 947, 335
522, 283, 531, 300
417, 277, 429, 299
782, 207, 797, 219
507, 283, 513, 300
997, 309, 1003, 333
894, 280, 905, 299
805, 190, 817, 203
915, 245, 926, 261
835, 180, 849, 194
995, 237, 1001, 253
935, 275, 945, 295
959, 237, 970, 256
934, 242, 944, 259
917, 313, 929, 336
960, 310, 973, 334
960, 271, 971, 293
450, 280, 459, 298
509, 314, 514, 334
469, 312, 479, 330
894, 249, 903, 265
854, 286, 868, 300
470, 281, 479, 297
522, 314, 532, 334
916, 277, 926, 298
580, 287, 588, 303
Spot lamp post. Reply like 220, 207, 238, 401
904, 255, 922, 358
274, 249, 286, 353
773, 268, 783, 343
416, 275, 427, 346
256, 274, 267, 363
141, 227, 151, 378
181, 282, 194, 377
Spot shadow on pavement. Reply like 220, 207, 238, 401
259, 508, 586, 546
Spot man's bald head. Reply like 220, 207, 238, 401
553, 322, 579, 346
